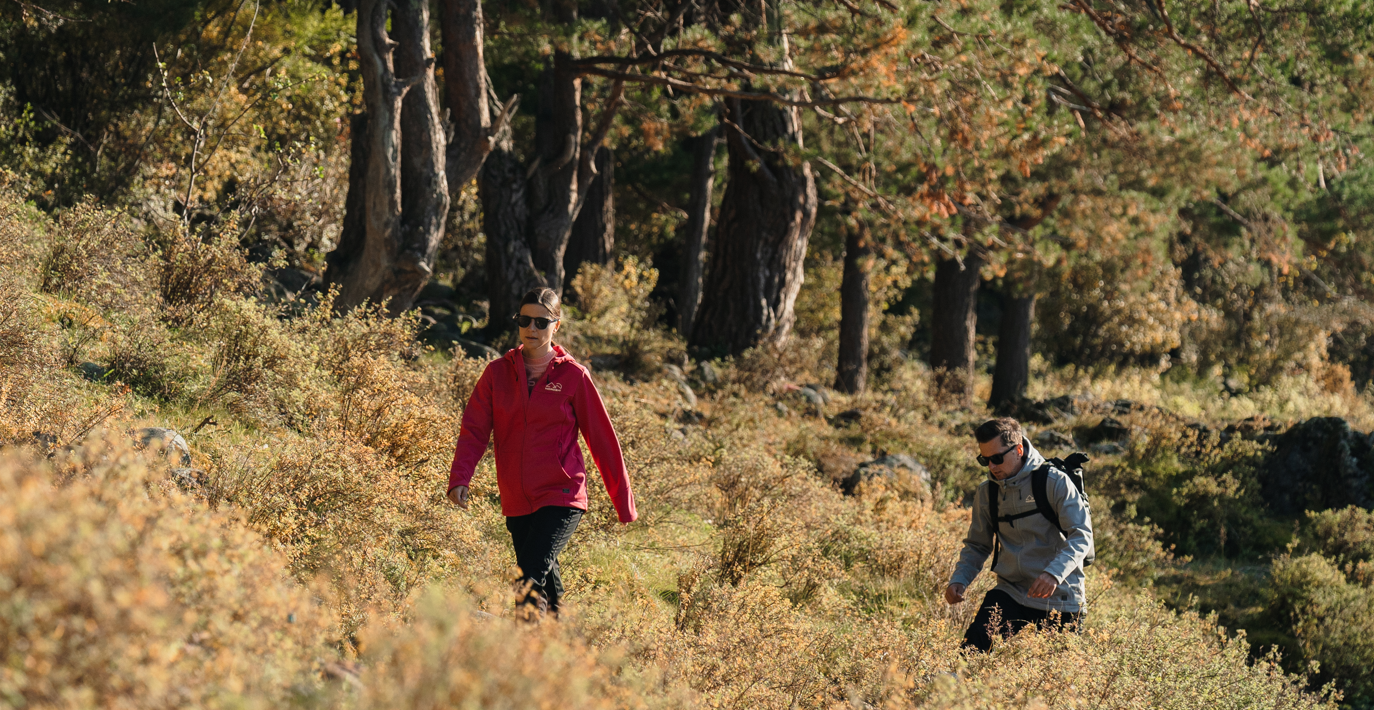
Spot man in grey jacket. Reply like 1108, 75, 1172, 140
945, 417, 1094, 652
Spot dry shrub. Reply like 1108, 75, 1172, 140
563, 258, 680, 375
910, 593, 1334, 710
1270, 552, 1374, 706
37, 199, 152, 310
201, 433, 498, 634
156, 219, 263, 325
194, 297, 311, 420
352, 586, 681, 709
0, 437, 332, 709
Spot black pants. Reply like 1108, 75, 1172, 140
961, 589, 1083, 653
505, 506, 583, 616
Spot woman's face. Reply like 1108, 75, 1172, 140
518, 303, 560, 352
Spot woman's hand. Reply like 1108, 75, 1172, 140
447, 485, 469, 509
944, 583, 966, 605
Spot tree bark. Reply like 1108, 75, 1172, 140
564, 145, 615, 284
689, 96, 817, 354
528, 52, 583, 295
678, 125, 721, 339
327, 0, 448, 315
440, 0, 495, 192
990, 291, 1036, 408
480, 121, 544, 331
929, 253, 984, 403
835, 218, 873, 394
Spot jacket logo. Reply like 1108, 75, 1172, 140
545, 382, 563, 391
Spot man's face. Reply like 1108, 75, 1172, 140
978, 438, 1024, 480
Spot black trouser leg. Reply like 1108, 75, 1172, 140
504, 506, 583, 616
961, 589, 1083, 653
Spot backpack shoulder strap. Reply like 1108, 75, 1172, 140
984, 480, 1002, 572
1031, 464, 1068, 537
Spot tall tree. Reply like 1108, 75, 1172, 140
929, 252, 984, 403
690, 96, 817, 354
678, 125, 721, 339
564, 146, 616, 284
327, 0, 448, 314
835, 216, 874, 394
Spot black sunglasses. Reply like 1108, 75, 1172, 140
976, 443, 1019, 467
513, 314, 559, 330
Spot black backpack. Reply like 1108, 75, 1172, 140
987, 452, 1093, 571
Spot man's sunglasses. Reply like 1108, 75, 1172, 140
513, 314, 560, 330
976, 443, 1019, 467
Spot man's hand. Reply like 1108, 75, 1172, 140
1028, 572, 1059, 599
944, 583, 966, 605
447, 485, 469, 509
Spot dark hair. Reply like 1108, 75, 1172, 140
974, 417, 1024, 448
519, 287, 562, 319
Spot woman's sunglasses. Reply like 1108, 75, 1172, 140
513, 314, 559, 330
976, 443, 1019, 467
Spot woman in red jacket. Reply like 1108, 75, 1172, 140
446, 287, 637, 618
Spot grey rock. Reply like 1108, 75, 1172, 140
1034, 430, 1075, 451
78, 362, 112, 382
171, 467, 207, 493
137, 427, 192, 466
803, 384, 832, 405
774, 402, 790, 416
455, 338, 501, 361
831, 409, 863, 427
1085, 417, 1130, 444
415, 281, 458, 305
1089, 441, 1124, 456
663, 364, 686, 383
797, 386, 826, 408
590, 354, 623, 371
843, 454, 932, 496
670, 428, 688, 445
1259, 417, 1374, 517
696, 361, 720, 386
677, 381, 698, 408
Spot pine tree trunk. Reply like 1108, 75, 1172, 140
678, 125, 720, 339
690, 96, 816, 354
990, 291, 1036, 408
564, 145, 614, 284
929, 253, 984, 403
327, 0, 447, 315
835, 219, 873, 394
527, 52, 583, 295
480, 122, 543, 331
440, 0, 494, 191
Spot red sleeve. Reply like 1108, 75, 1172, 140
448, 363, 496, 493
573, 369, 637, 523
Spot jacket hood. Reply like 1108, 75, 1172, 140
989, 438, 1046, 487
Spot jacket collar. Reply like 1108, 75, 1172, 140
506, 343, 576, 365
989, 439, 1045, 488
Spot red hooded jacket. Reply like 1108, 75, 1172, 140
448, 345, 637, 523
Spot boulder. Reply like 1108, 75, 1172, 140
999, 394, 1091, 425
831, 409, 863, 427
796, 386, 826, 409
803, 384, 833, 405
454, 337, 500, 360
136, 427, 192, 466
590, 354, 623, 371
696, 361, 720, 387
78, 362, 112, 382
1259, 417, 1374, 517
774, 402, 790, 417
677, 381, 698, 408
1085, 416, 1130, 444
1034, 429, 1075, 451
842, 454, 932, 496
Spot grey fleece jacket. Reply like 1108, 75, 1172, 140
949, 442, 1094, 613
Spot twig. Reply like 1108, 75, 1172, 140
1153, 0, 1252, 100
577, 66, 906, 108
